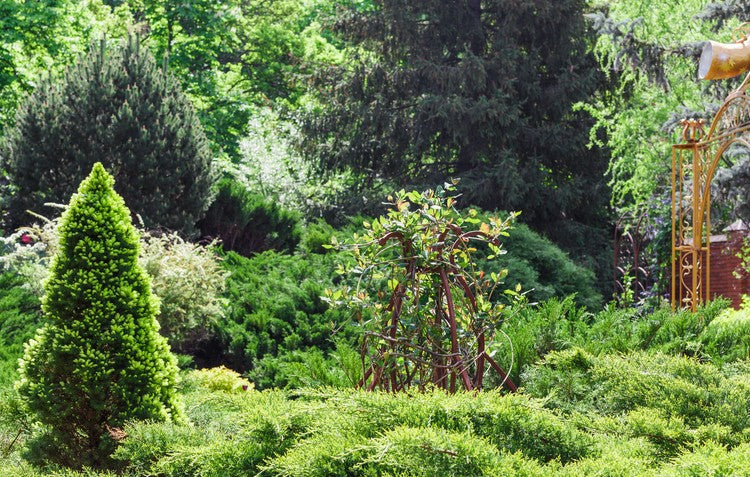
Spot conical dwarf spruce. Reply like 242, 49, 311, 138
16, 163, 181, 468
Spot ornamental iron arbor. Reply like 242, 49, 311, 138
672, 26, 750, 311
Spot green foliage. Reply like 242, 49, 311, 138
9, 294, 750, 475
328, 185, 519, 392
700, 296, 750, 363
523, 348, 750, 433
659, 441, 750, 477
1, 210, 229, 357
114, 385, 588, 476
181, 366, 253, 394
0, 0, 131, 130
0, 272, 41, 386
128, 0, 342, 160
489, 297, 732, 388
198, 178, 301, 256
353, 427, 541, 477
214, 250, 354, 388
249, 341, 363, 390
488, 296, 591, 386
2, 35, 216, 235
300, 218, 338, 255
476, 218, 603, 310
303, 0, 613, 292
139, 233, 228, 354
15, 163, 181, 468
0, 273, 39, 472
584, 0, 740, 218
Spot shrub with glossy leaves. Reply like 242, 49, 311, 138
327, 184, 520, 392
16, 163, 181, 468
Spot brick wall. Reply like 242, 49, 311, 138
707, 231, 749, 309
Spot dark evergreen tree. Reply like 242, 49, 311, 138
1, 35, 216, 236
16, 163, 181, 468
302, 0, 613, 289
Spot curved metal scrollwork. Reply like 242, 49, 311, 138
671, 75, 750, 310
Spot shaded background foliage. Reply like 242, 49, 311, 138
6, 1, 750, 472
0, 0, 622, 299
302, 0, 615, 294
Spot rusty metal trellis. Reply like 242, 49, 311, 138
614, 212, 650, 302
671, 77, 750, 310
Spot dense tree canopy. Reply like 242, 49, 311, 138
127, 0, 342, 160
0, 0, 129, 130
302, 0, 614, 287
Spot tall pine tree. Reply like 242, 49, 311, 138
302, 0, 613, 287
16, 163, 181, 468
1, 35, 216, 236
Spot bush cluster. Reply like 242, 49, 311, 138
492, 297, 732, 386
1, 211, 229, 358
198, 178, 301, 256
211, 250, 356, 388
483, 219, 603, 310
113, 385, 588, 476
92, 365, 750, 476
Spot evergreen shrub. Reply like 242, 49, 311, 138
699, 297, 750, 364
491, 298, 734, 388
475, 217, 602, 310
298, 218, 336, 254
16, 163, 181, 468
1, 36, 216, 235
488, 296, 591, 387
212, 250, 355, 387
198, 178, 301, 256
181, 366, 253, 394
522, 348, 750, 432
115, 386, 586, 476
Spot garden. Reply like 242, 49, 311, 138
3, 0, 750, 476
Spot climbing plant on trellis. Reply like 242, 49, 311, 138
326, 184, 521, 393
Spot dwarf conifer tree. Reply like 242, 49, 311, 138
1, 35, 215, 235
16, 163, 181, 468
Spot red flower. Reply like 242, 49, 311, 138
20, 233, 32, 245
